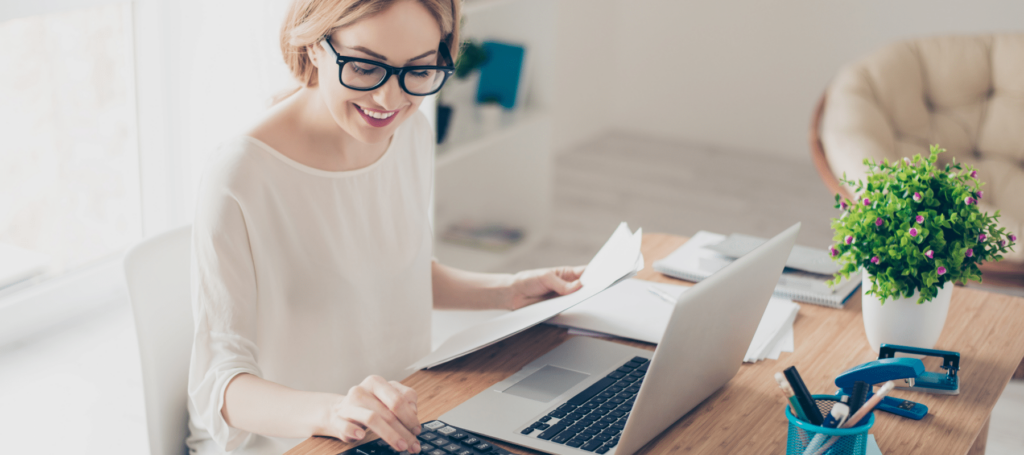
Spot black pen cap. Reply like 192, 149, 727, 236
783, 366, 823, 425
849, 381, 870, 415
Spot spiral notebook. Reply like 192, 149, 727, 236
653, 231, 859, 308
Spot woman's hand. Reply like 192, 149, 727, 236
323, 375, 422, 453
506, 265, 586, 310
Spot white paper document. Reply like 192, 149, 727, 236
547, 278, 799, 363
410, 223, 645, 370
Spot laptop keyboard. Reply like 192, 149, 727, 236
339, 420, 514, 455
519, 356, 650, 453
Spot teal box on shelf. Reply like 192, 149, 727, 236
476, 41, 525, 109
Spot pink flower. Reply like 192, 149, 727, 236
904, 157, 912, 166
845, 235, 854, 245
970, 170, 978, 178
915, 215, 924, 224
937, 266, 947, 276
1002, 240, 1009, 247
925, 250, 934, 259
871, 256, 880, 264
912, 192, 922, 202
863, 198, 871, 206
875, 217, 884, 227
979, 233, 987, 242
909, 228, 918, 237
1011, 234, 1018, 242
964, 196, 975, 205
829, 245, 839, 257
965, 248, 974, 258
840, 200, 849, 210
976, 191, 983, 200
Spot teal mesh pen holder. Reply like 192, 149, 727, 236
785, 395, 875, 455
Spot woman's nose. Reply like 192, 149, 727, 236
374, 74, 406, 111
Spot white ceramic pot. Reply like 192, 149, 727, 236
861, 270, 954, 353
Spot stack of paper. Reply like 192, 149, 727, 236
410, 222, 645, 370
548, 278, 799, 363
653, 231, 860, 308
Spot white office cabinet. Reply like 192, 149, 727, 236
430, 0, 556, 272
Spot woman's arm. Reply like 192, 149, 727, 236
432, 261, 585, 310
223, 373, 424, 453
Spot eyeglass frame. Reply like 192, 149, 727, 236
319, 36, 456, 96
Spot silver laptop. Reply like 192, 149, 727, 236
441, 223, 800, 455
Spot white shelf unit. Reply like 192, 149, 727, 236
433, 0, 556, 272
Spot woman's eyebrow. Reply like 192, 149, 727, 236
347, 46, 437, 64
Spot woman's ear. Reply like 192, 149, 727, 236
306, 44, 321, 69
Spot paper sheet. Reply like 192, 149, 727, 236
409, 223, 645, 370
548, 278, 799, 363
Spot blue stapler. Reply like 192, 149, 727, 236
834, 357, 929, 420
878, 344, 960, 395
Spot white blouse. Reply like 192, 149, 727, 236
186, 112, 435, 454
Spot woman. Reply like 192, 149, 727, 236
186, 0, 583, 454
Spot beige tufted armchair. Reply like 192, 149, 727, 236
811, 34, 1024, 292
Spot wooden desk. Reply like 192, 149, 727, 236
288, 233, 1024, 455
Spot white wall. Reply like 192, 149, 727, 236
551, 0, 1024, 158
551, 0, 616, 152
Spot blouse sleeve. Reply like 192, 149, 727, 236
188, 173, 263, 451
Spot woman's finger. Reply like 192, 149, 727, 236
339, 403, 419, 453
364, 376, 420, 435
540, 269, 582, 295
333, 419, 367, 443
348, 383, 419, 450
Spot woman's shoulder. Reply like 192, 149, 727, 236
198, 136, 275, 197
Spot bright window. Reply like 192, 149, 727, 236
0, 3, 139, 290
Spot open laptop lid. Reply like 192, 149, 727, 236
615, 223, 800, 455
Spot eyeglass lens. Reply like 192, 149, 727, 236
340, 61, 447, 95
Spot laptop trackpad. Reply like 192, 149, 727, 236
502, 365, 589, 402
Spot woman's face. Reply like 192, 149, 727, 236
311, 0, 442, 145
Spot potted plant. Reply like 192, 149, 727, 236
828, 145, 1017, 351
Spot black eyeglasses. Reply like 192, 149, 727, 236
320, 37, 455, 96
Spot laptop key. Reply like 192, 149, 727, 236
595, 446, 610, 454
616, 366, 633, 374
534, 423, 550, 430
567, 377, 616, 406
631, 356, 649, 364
552, 434, 571, 444
537, 423, 567, 440
520, 428, 534, 435
538, 416, 552, 423
607, 372, 625, 379
582, 440, 604, 452
567, 439, 586, 448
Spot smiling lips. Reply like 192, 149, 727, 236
355, 104, 400, 127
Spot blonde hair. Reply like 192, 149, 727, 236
281, 0, 461, 88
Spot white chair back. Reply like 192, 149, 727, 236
123, 225, 193, 455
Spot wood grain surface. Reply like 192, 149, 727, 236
287, 233, 1024, 455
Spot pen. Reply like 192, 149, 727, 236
784, 366, 824, 425
775, 372, 808, 421
848, 381, 870, 415
646, 284, 677, 304
841, 381, 894, 429
803, 396, 849, 455
810, 381, 896, 455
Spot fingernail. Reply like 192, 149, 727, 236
413, 442, 421, 453
354, 429, 364, 439
397, 440, 408, 451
